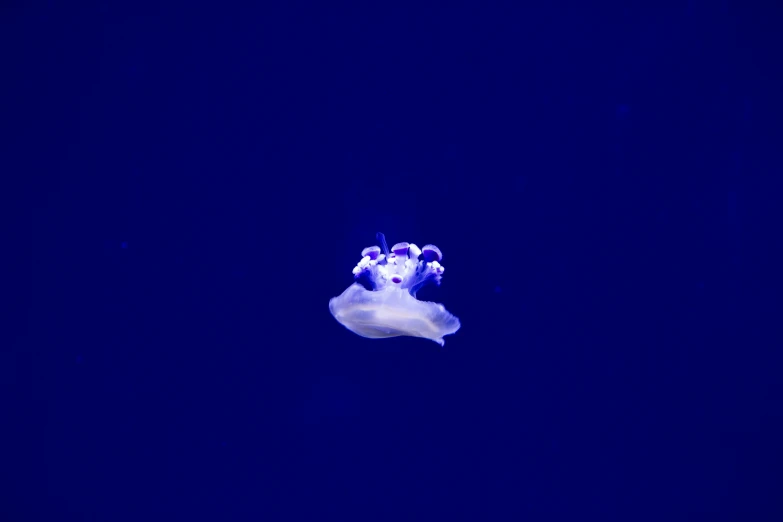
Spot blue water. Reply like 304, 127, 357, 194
4, 3, 780, 520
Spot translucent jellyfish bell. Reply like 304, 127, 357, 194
329, 233, 461, 346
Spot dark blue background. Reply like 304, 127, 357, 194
4, 2, 781, 520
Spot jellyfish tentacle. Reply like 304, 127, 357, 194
376, 232, 390, 257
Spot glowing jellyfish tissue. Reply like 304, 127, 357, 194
329, 233, 461, 346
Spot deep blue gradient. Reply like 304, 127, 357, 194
4, 3, 781, 520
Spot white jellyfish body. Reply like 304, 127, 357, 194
329, 234, 461, 346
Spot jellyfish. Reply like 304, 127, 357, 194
329, 233, 461, 346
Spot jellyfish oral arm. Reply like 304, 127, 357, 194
352, 241, 444, 296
